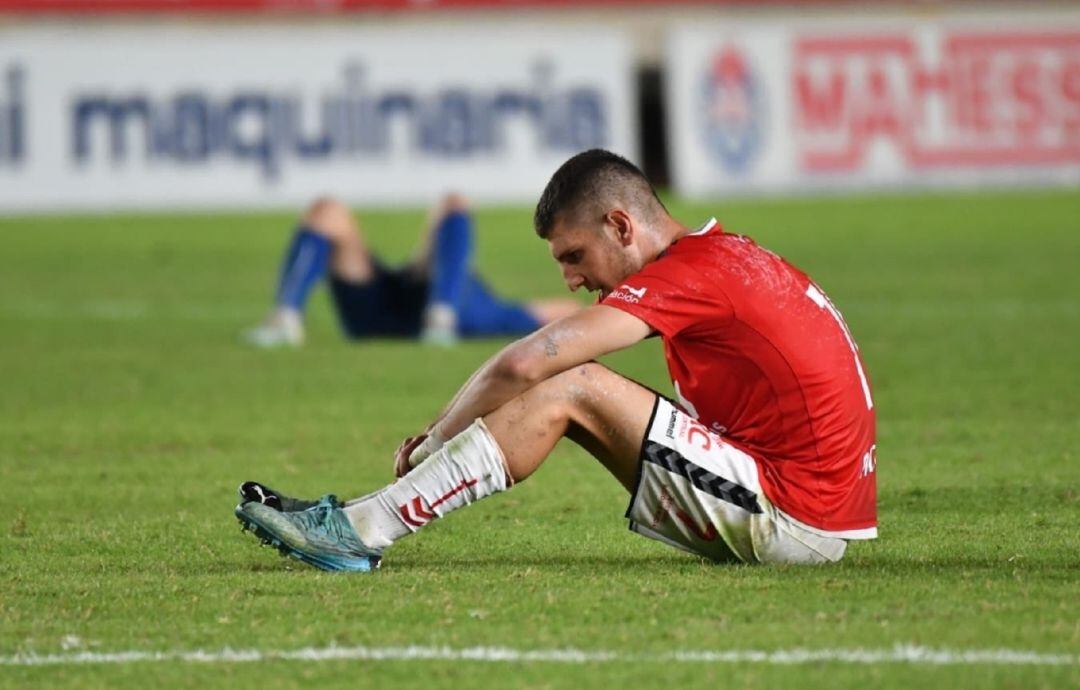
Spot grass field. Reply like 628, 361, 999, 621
1, 190, 1078, 689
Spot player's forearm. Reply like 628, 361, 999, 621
430, 307, 647, 440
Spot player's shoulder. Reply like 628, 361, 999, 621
626, 219, 732, 294
655, 219, 803, 299
668, 218, 744, 255
672, 219, 788, 270
654, 218, 737, 272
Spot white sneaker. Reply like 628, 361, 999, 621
244, 309, 305, 348
420, 302, 458, 346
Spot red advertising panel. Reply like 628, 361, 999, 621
794, 31, 1080, 172
668, 16, 1080, 196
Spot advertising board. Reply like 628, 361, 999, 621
0, 25, 636, 212
667, 14, 1080, 196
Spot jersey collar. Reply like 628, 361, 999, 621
660, 218, 720, 260
688, 217, 719, 237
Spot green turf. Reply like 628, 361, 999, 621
0, 190, 1078, 689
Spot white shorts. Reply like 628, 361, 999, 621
626, 398, 847, 565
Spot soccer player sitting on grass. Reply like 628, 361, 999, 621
245, 194, 580, 347
235, 149, 878, 570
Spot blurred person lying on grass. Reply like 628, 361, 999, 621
245, 194, 580, 347
236, 150, 877, 571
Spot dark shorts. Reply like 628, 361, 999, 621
329, 261, 541, 339
329, 261, 428, 338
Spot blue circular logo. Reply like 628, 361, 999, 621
700, 46, 766, 174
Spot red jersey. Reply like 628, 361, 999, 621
602, 219, 877, 538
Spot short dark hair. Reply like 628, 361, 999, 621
533, 149, 665, 239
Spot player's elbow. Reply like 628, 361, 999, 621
491, 345, 545, 388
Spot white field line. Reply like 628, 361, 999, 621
1, 644, 1075, 668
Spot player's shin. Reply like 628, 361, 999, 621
275, 226, 332, 311
343, 419, 512, 549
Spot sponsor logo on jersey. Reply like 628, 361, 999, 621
700, 45, 765, 174
608, 284, 647, 304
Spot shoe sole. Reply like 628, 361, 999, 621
235, 505, 379, 573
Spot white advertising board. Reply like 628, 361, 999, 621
0, 24, 636, 212
667, 14, 1080, 197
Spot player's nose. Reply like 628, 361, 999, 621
562, 266, 585, 292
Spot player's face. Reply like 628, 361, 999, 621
547, 216, 639, 296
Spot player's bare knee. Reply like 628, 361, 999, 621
567, 361, 609, 383
303, 197, 355, 237
546, 362, 612, 409
440, 192, 470, 214
304, 196, 344, 221
501, 382, 571, 432
515, 363, 595, 408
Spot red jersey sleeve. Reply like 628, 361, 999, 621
600, 255, 734, 338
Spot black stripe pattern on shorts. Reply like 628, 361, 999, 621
642, 440, 764, 514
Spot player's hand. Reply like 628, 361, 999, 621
394, 435, 427, 478
407, 430, 445, 467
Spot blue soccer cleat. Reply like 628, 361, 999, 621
236, 495, 382, 573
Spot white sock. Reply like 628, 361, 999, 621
344, 419, 512, 549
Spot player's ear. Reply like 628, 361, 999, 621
605, 209, 634, 247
